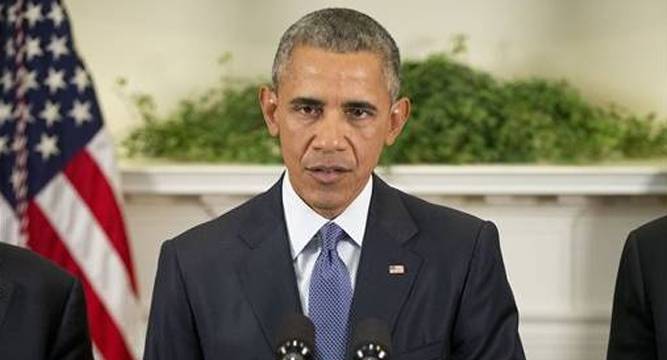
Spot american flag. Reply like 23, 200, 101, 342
0, 0, 143, 358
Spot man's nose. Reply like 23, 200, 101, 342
312, 111, 347, 152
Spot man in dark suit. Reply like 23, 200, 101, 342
608, 216, 667, 360
0, 242, 93, 359
145, 8, 524, 359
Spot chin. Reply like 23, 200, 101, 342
311, 193, 343, 208
310, 194, 346, 211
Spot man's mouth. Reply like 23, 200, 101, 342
305, 165, 350, 184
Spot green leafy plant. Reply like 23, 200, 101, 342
384, 54, 667, 164
123, 52, 667, 164
123, 81, 280, 163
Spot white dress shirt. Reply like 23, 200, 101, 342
282, 171, 373, 315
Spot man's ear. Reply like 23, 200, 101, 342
385, 97, 411, 146
258, 86, 279, 137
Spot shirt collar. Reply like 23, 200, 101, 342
282, 170, 373, 260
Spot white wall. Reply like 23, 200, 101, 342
64, 0, 667, 141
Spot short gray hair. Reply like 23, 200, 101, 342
272, 8, 401, 100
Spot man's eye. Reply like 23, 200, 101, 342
296, 105, 321, 117
346, 108, 373, 119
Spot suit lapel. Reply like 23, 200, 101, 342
237, 177, 302, 350
0, 248, 15, 330
350, 175, 423, 334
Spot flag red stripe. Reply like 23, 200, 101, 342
27, 201, 134, 360
63, 149, 138, 293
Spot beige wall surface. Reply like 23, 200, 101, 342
64, 0, 667, 141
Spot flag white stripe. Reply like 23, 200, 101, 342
0, 195, 21, 246
86, 129, 122, 195
35, 174, 143, 358
86, 130, 147, 356
92, 344, 102, 360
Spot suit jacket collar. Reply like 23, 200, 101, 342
236, 173, 422, 349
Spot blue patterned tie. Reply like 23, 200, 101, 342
308, 222, 353, 360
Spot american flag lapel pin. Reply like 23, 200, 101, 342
388, 264, 405, 275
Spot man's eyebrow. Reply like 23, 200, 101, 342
289, 97, 325, 107
342, 101, 378, 112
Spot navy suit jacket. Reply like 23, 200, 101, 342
608, 216, 667, 360
145, 175, 525, 359
0, 242, 93, 359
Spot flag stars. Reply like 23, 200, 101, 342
72, 67, 90, 93
35, 134, 60, 160
0, 71, 11, 91
47, 35, 69, 60
0, 136, 9, 156
45, 68, 66, 93
16, 69, 38, 96
0, 102, 13, 125
24, 3, 44, 27
5, 40, 15, 57
69, 100, 92, 125
47, 2, 65, 27
14, 103, 34, 123
7, 3, 20, 24
26, 36, 43, 60
40, 101, 62, 127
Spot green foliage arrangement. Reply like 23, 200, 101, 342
122, 77, 281, 163
123, 54, 667, 164
384, 55, 667, 164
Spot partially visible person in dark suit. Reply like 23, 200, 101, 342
0, 242, 93, 359
145, 7, 525, 360
608, 215, 667, 360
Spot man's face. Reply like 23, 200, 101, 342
259, 46, 410, 218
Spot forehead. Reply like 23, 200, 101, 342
279, 46, 389, 99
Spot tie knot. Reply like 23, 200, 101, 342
318, 222, 345, 251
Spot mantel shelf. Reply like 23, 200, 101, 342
120, 164, 667, 196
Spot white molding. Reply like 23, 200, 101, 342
120, 163, 667, 196
120, 164, 283, 195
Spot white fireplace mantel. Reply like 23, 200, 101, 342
120, 163, 667, 196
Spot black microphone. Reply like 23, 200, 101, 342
274, 313, 315, 360
351, 318, 392, 360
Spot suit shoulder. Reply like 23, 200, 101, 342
391, 188, 496, 259
0, 243, 76, 291
630, 215, 667, 253
633, 215, 667, 238
397, 189, 487, 229
167, 189, 273, 251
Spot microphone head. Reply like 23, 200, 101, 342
275, 313, 315, 360
351, 318, 392, 360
